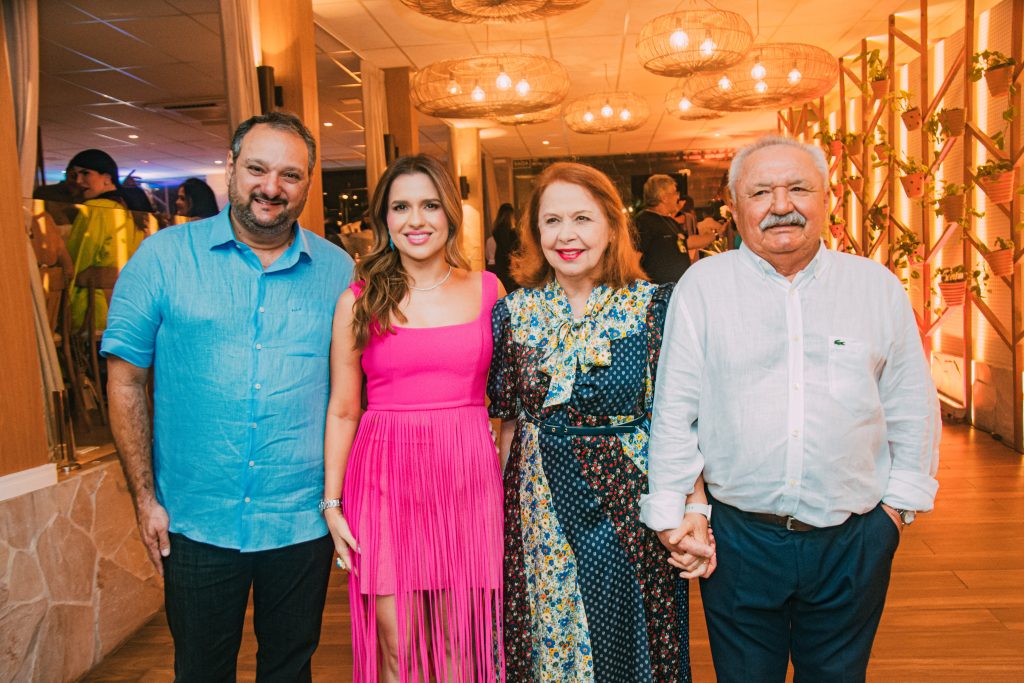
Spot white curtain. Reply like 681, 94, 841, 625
5, 0, 60, 457
361, 59, 388, 197
3, 0, 38, 197
219, 0, 261, 131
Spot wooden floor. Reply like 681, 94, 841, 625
83, 423, 1024, 681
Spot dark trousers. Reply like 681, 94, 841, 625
700, 497, 900, 683
163, 532, 334, 683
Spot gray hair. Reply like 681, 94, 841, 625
728, 135, 828, 202
643, 174, 678, 207
230, 111, 317, 174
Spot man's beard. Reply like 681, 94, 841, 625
228, 181, 306, 237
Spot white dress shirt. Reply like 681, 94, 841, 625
640, 243, 941, 530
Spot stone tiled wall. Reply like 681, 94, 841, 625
0, 457, 163, 682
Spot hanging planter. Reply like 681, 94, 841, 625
938, 280, 967, 307
938, 193, 965, 222
829, 221, 846, 239
985, 248, 1014, 277
848, 176, 864, 193
938, 107, 966, 137
846, 136, 863, 156
984, 63, 1014, 97
900, 172, 926, 198
874, 143, 890, 162
828, 139, 845, 158
976, 165, 1016, 205
901, 106, 923, 130
871, 78, 890, 100
831, 183, 843, 199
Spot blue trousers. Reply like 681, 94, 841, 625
700, 497, 900, 683
163, 532, 334, 683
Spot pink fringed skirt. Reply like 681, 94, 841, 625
343, 404, 505, 682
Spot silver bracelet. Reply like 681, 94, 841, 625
318, 498, 342, 514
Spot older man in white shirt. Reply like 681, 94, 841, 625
641, 135, 941, 682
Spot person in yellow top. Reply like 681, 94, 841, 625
65, 149, 146, 332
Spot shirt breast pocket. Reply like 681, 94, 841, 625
827, 336, 881, 418
281, 303, 333, 357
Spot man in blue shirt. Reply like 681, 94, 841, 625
102, 111, 354, 680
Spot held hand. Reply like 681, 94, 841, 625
669, 526, 718, 579
325, 508, 359, 575
661, 513, 715, 579
880, 504, 904, 535
135, 499, 171, 576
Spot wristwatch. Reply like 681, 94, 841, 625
893, 508, 916, 526
318, 498, 342, 514
684, 503, 712, 522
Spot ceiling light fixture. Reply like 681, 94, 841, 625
128, 134, 139, 139
636, 5, 752, 78
398, 0, 593, 24
563, 92, 650, 133
411, 53, 569, 118
664, 87, 724, 120
323, 122, 334, 127
493, 104, 562, 125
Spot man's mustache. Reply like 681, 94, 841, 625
251, 192, 285, 205
759, 210, 807, 230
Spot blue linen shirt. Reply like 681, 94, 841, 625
101, 208, 354, 551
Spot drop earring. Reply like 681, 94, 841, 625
388, 236, 395, 250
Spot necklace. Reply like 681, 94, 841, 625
410, 266, 453, 292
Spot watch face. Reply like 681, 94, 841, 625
900, 509, 916, 525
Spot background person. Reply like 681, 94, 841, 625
324, 154, 505, 682
643, 135, 940, 682
175, 177, 219, 220
102, 112, 354, 680
491, 201, 519, 292
634, 175, 721, 284
489, 161, 714, 683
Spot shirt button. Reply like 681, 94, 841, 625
244, 497, 251, 503
250, 422, 257, 429
254, 383, 262, 390
791, 429, 800, 438
792, 335, 800, 342
788, 479, 797, 487
248, 460, 255, 467
792, 383, 800, 391
259, 306, 265, 313
255, 343, 262, 350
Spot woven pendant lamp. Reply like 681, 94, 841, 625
398, 0, 591, 23
688, 43, 839, 111
563, 92, 650, 134
664, 87, 724, 120
412, 53, 570, 118
636, 3, 753, 77
493, 104, 563, 125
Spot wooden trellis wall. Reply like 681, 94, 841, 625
779, 0, 1024, 452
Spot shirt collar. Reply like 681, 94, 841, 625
738, 239, 830, 282
206, 205, 311, 267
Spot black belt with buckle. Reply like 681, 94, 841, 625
522, 407, 646, 436
745, 511, 819, 532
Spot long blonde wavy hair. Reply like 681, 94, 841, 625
352, 155, 469, 348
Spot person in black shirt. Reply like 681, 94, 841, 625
635, 175, 721, 284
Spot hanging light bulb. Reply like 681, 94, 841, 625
751, 56, 767, 80
718, 74, 732, 90
669, 21, 689, 50
754, 80, 768, 94
600, 101, 614, 117
446, 72, 461, 95
700, 32, 716, 57
515, 78, 530, 96
677, 96, 693, 111
619, 107, 632, 121
788, 66, 802, 84
471, 82, 485, 101
495, 66, 512, 91
583, 109, 595, 123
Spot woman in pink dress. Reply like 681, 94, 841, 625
323, 154, 505, 682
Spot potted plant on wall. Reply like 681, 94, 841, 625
815, 128, 844, 158
866, 204, 890, 238
891, 229, 923, 289
934, 182, 967, 222
843, 131, 864, 156
857, 48, 890, 100
847, 173, 864, 194
935, 264, 988, 307
925, 108, 966, 149
895, 156, 929, 198
828, 213, 846, 240
985, 237, 1014, 277
886, 90, 921, 130
969, 50, 1018, 97
975, 159, 1016, 205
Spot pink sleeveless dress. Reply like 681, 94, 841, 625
343, 271, 505, 682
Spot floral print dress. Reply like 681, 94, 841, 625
488, 279, 689, 683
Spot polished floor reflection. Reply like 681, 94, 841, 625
83, 423, 1024, 681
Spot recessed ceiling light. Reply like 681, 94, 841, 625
214, 160, 223, 165
714, 132, 721, 137
128, 134, 139, 139
542, 140, 550, 145
141, 160, 149, 163
323, 122, 334, 127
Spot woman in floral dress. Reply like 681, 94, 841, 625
488, 162, 714, 682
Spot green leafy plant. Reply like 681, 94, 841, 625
968, 50, 1017, 81
866, 204, 890, 236
935, 264, 988, 298
884, 89, 914, 114
976, 159, 1013, 178
891, 230, 922, 273
856, 48, 888, 82
993, 236, 1014, 251
894, 155, 928, 176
